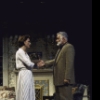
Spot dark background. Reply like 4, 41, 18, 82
0, 0, 92, 98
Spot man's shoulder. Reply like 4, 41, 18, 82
65, 43, 74, 48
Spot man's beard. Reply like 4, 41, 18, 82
56, 41, 62, 46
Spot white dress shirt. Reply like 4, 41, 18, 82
16, 48, 35, 69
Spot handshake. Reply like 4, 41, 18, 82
31, 53, 45, 68
34, 59, 45, 68
37, 60, 45, 67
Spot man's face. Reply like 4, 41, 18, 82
56, 34, 63, 46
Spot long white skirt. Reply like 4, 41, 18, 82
16, 70, 35, 100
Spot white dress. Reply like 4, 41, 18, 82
16, 48, 35, 100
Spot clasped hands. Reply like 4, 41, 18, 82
37, 59, 45, 68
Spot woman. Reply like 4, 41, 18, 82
16, 35, 36, 100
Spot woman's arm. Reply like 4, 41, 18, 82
17, 51, 35, 68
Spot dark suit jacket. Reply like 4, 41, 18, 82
45, 43, 75, 86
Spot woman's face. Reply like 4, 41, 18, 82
24, 38, 31, 48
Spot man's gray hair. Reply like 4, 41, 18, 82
57, 31, 68, 39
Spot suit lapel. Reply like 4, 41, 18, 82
55, 48, 63, 63
55, 43, 67, 63
53, 49, 61, 67
54, 49, 61, 62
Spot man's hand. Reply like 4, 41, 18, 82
37, 60, 45, 68
64, 79, 70, 84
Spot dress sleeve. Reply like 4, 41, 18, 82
18, 50, 35, 68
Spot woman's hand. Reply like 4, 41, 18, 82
37, 60, 45, 67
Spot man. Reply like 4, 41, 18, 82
38, 31, 75, 100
